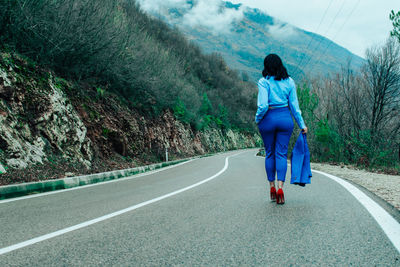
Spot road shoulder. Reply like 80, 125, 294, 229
311, 162, 400, 218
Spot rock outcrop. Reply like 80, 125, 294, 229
0, 52, 261, 175
0, 53, 92, 169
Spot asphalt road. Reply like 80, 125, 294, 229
0, 150, 399, 266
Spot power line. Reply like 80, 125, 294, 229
308, 0, 361, 74
293, 0, 334, 78
299, 0, 347, 76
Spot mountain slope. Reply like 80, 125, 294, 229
144, 1, 365, 82
0, 0, 261, 177
0, 52, 260, 182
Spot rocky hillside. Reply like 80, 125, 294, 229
0, 52, 261, 185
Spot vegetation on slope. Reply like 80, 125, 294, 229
0, 50, 260, 184
298, 37, 400, 173
1, 0, 398, 175
0, 0, 256, 132
156, 3, 365, 82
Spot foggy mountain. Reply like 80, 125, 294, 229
138, 0, 365, 82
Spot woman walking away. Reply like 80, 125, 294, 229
255, 54, 307, 204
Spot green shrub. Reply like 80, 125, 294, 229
390, 10, 400, 42
215, 105, 230, 129
102, 127, 110, 138
0, 0, 257, 132
173, 97, 189, 123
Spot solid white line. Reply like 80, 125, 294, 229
0, 153, 240, 255
0, 160, 194, 204
253, 156, 399, 252
313, 169, 400, 254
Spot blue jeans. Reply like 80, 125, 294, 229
258, 107, 294, 182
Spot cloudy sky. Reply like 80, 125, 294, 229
138, 0, 400, 58
230, 0, 400, 58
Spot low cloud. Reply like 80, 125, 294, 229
137, 0, 244, 34
267, 22, 298, 40
137, 0, 190, 13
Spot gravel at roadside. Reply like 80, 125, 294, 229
311, 162, 400, 210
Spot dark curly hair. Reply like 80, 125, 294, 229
262, 54, 289, 81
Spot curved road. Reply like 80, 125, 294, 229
0, 150, 399, 266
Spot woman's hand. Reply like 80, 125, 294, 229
302, 127, 308, 134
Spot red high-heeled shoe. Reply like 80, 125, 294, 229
270, 187, 276, 201
276, 188, 285, 204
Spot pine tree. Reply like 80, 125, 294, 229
390, 10, 400, 41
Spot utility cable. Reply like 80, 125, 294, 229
300, 0, 347, 76
293, 0, 334, 78
309, 0, 361, 74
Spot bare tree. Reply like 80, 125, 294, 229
363, 37, 400, 136
308, 39, 400, 165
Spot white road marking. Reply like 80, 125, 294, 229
255, 155, 400, 253
313, 169, 400, 254
0, 153, 241, 255
0, 160, 193, 204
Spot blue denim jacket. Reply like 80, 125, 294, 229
291, 132, 312, 186
255, 76, 306, 129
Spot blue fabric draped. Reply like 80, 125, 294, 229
290, 133, 312, 186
